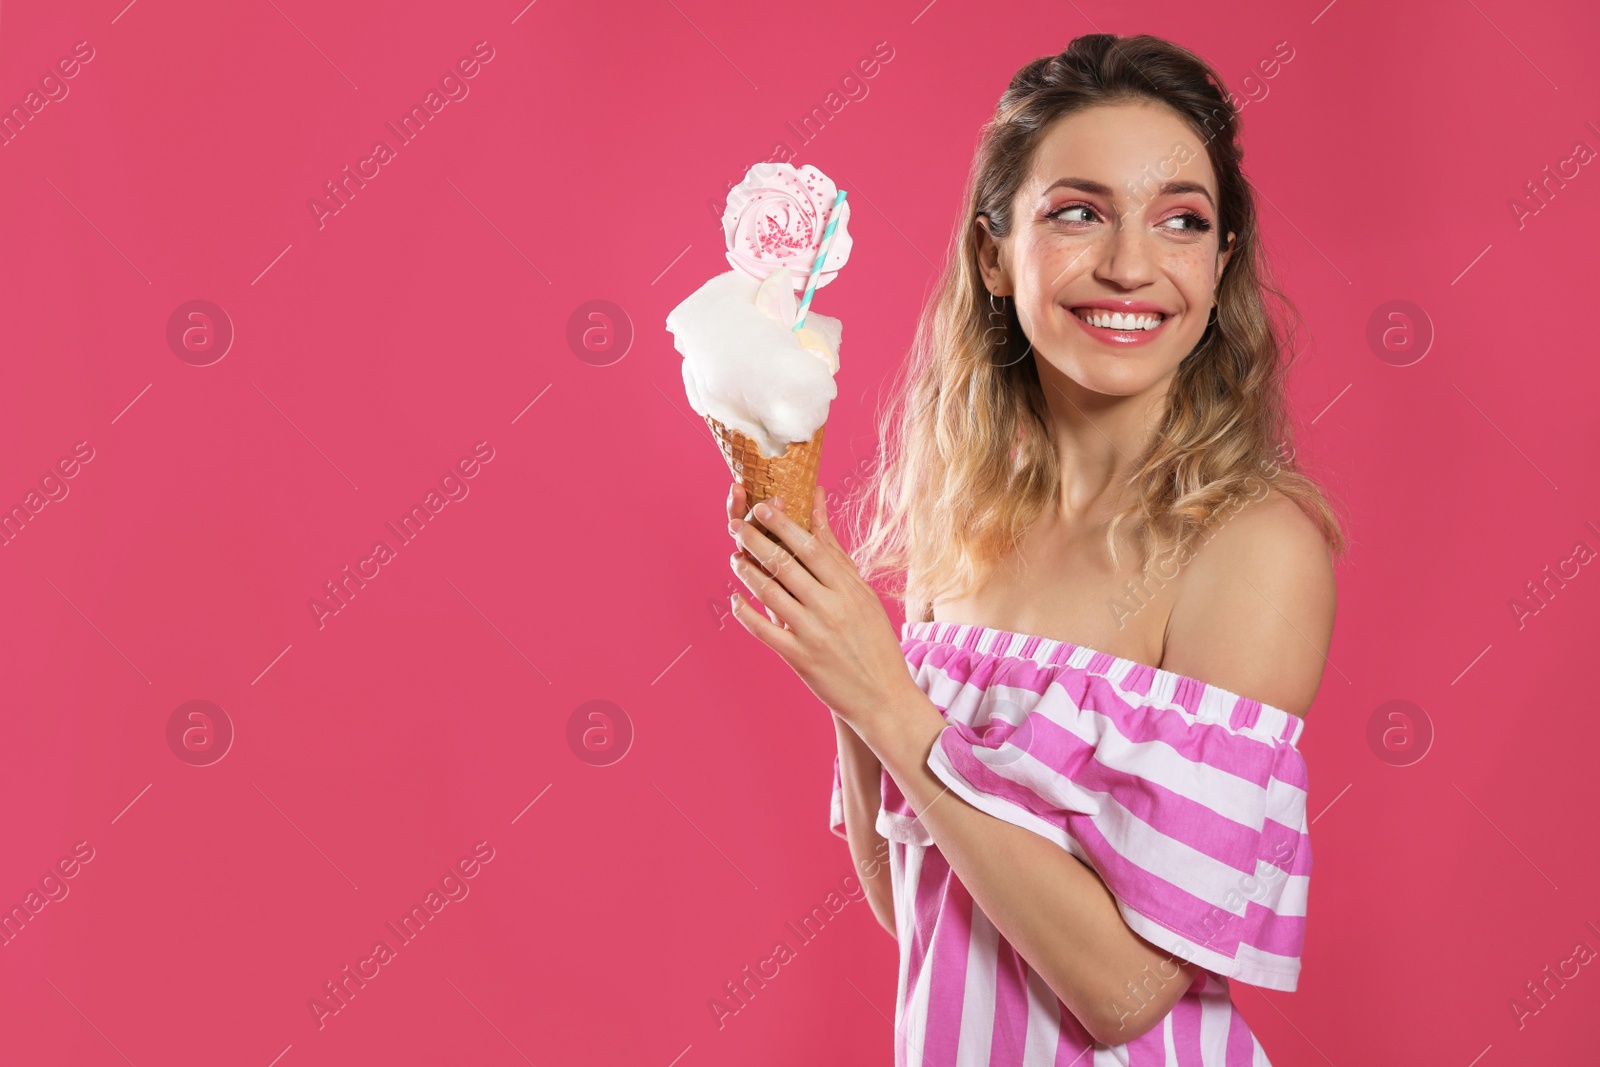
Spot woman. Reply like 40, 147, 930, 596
724, 32, 1345, 1064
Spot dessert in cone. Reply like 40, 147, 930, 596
665, 161, 852, 551
705, 413, 825, 539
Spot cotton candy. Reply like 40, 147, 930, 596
666, 269, 840, 459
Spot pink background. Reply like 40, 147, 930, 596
1, 0, 1597, 1064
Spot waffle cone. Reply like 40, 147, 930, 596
705, 414, 825, 540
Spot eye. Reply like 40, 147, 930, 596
1161, 211, 1214, 234
1045, 203, 1099, 224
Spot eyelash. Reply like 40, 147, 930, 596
1046, 203, 1214, 233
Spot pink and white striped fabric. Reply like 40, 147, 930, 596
829, 620, 1313, 1066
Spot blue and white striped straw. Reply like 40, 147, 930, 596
793, 189, 847, 331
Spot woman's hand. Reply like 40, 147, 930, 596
725, 482, 914, 737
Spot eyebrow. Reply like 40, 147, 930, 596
1042, 176, 1215, 209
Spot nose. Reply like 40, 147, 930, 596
1091, 213, 1159, 290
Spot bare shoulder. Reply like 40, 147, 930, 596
1159, 488, 1337, 718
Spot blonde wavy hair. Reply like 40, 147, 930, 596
841, 33, 1348, 619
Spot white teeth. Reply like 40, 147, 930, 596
1075, 309, 1164, 331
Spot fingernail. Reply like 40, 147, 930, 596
753, 503, 771, 520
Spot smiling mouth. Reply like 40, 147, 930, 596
1070, 308, 1169, 332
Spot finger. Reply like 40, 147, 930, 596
731, 547, 804, 625
729, 486, 760, 561
731, 496, 764, 566
735, 506, 821, 604
770, 492, 842, 572
747, 495, 842, 593
809, 486, 844, 552
729, 591, 804, 657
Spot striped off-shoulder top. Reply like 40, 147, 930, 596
829, 619, 1312, 1066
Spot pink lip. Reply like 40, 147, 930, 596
1068, 299, 1173, 314
1067, 303, 1173, 348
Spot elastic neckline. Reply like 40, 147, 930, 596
903, 618, 1306, 747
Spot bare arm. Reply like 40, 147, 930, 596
863, 686, 1198, 1045
833, 711, 897, 938
854, 495, 1335, 1045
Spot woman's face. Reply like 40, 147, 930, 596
977, 100, 1235, 397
